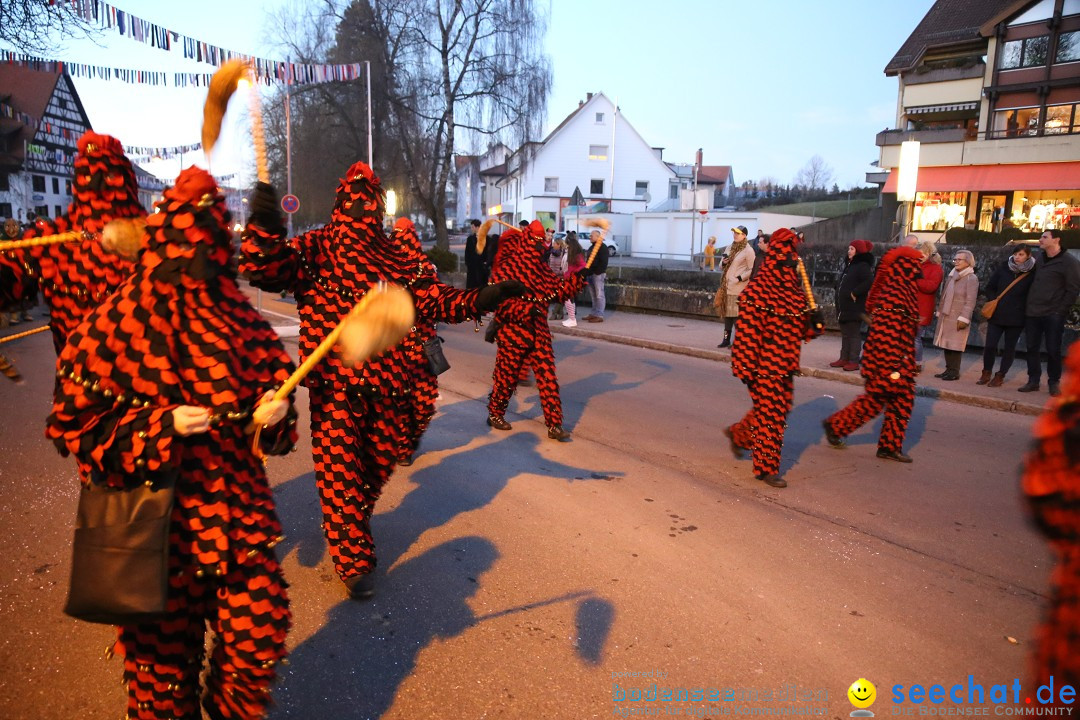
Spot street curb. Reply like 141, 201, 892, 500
551, 325, 1046, 417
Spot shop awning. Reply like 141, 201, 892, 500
883, 162, 1080, 193
905, 102, 979, 114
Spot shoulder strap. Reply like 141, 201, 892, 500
992, 271, 1029, 303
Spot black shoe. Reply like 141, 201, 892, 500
933, 371, 949, 379
876, 449, 913, 463
343, 572, 376, 601
822, 420, 845, 449
717, 337, 731, 348
1018, 381, 1040, 393
722, 426, 745, 459
1049, 382, 1061, 397
487, 414, 512, 431
547, 425, 571, 441
757, 474, 787, 488
940, 371, 959, 381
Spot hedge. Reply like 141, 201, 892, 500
944, 227, 1080, 248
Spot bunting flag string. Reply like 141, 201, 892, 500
124, 142, 201, 162
1, 50, 363, 88
52, 0, 366, 85
0, 101, 39, 130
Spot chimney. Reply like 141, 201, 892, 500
578, 100, 584, 108
695, 148, 703, 168
587, 92, 593, 101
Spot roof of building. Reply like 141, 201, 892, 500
884, 0, 1019, 76
697, 165, 732, 185
0, 64, 62, 170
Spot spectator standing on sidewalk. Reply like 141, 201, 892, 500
1019, 229, 1080, 397
703, 236, 718, 271
547, 235, 568, 320
464, 219, 487, 289
823, 247, 924, 463
562, 233, 586, 328
978, 244, 1034, 387
714, 225, 756, 348
830, 239, 875, 371
913, 239, 943, 372
583, 227, 609, 323
933, 249, 979, 381
724, 228, 824, 488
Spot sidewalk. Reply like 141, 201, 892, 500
549, 309, 1050, 417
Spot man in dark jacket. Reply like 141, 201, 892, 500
1019, 229, 1080, 397
584, 228, 610, 322
464, 218, 487, 288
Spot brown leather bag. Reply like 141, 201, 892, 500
979, 272, 1028, 320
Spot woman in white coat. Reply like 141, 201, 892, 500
933, 249, 979, 381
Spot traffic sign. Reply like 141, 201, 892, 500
281, 194, 300, 214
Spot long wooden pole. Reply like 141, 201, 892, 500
0, 230, 90, 251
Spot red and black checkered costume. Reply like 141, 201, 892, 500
487, 222, 584, 432
728, 228, 818, 481
1023, 342, 1080, 692
825, 247, 922, 455
391, 216, 439, 463
240, 161, 513, 593
6, 131, 144, 355
46, 167, 298, 720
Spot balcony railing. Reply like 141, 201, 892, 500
876, 128, 973, 146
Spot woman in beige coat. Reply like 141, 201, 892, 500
714, 225, 757, 347
933, 249, 978, 381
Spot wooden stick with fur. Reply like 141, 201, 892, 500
0, 218, 144, 259
202, 59, 248, 169
251, 284, 415, 455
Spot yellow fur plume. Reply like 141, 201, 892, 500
582, 217, 610, 233
476, 219, 496, 255
202, 59, 249, 160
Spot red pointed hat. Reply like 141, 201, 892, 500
527, 220, 545, 238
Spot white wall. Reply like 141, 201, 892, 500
631, 212, 818, 258
510, 93, 675, 225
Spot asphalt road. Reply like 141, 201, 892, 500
0, 305, 1051, 719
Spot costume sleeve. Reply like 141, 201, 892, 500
410, 276, 486, 323
0, 254, 25, 311
239, 224, 306, 294
47, 369, 179, 487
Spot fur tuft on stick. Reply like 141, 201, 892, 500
476, 219, 496, 255
582, 217, 611, 232
100, 218, 146, 260
202, 59, 249, 161
338, 284, 416, 366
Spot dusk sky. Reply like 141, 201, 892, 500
7, 0, 938, 189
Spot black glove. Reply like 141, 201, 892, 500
804, 309, 826, 340
576, 266, 592, 280
249, 182, 285, 231
477, 280, 527, 312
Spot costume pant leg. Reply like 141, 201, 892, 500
531, 324, 563, 427
309, 387, 400, 579
827, 391, 886, 439
878, 387, 914, 454
729, 404, 755, 449
748, 375, 794, 477
202, 552, 290, 720
488, 324, 530, 418
119, 566, 209, 719
403, 372, 438, 457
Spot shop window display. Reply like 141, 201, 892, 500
912, 192, 968, 232
1012, 193, 1080, 231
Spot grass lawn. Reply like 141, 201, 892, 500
755, 198, 877, 218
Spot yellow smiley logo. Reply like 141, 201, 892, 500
848, 678, 876, 709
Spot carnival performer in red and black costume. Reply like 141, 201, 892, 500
486, 220, 585, 441
240, 161, 522, 600
725, 228, 822, 488
823, 247, 923, 463
391, 216, 439, 466
47, 166, 298, 720
7, 131, 145, 355
1023, 341, 1080, 692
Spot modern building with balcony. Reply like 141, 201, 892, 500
876, 0, 1080, 237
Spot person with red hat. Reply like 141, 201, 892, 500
240, 161, 523, 600
724, 228, 823, 488
5, 131, 146, 355
823, 246, 925, 463
1022, 340, 1080, 691
390, 216, 440, 466
47, 166, 298, 720
830, 239, 875, 372
486, 221, 586, 440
